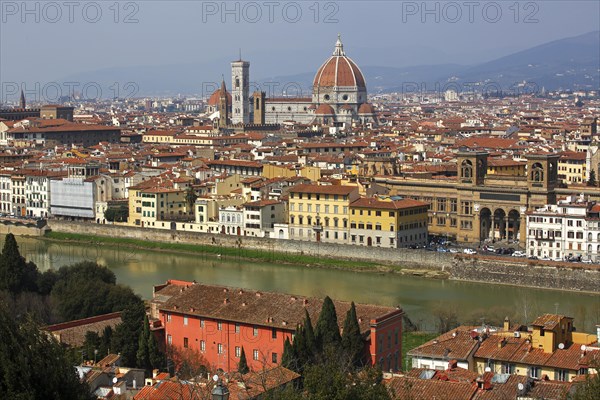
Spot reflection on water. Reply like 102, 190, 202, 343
8, 236, 600, 333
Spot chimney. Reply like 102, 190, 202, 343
597, 325, 600, 345
498, 338, 506, 348
223, 298, 229, 304
152, 369, 159, 378
302, 299, 308, 306
503, 317, 510, 331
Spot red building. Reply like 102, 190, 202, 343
150, 280, 404, 373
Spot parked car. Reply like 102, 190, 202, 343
484, 245, 495, 253
463, 248, 477, 255
512, 251, 526, 257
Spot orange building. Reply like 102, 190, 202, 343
150, 280, 404, 373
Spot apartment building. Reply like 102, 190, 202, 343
349, 197, 428, 248
151, 280, 404, 373
288, 184, 359, 243
526, 197, 599, 261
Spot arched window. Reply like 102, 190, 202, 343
531, 163, 544, 182
461, 160, 473, 179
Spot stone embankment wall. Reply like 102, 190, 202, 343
46, 221, 600, 293
452, 256, 600, 293
0, 220, 47, 236
46, 221, 453, 269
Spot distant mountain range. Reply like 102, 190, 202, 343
57, 31, 599, 97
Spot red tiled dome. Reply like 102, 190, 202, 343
207, 88, 232, 106
313, 36, 366, 89
358, 103, 375, 114
315, 104, 335, 115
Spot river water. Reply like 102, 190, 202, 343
10, 236, 600, 333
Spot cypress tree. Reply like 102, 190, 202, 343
136, 315, 151, 370
281, 337, 296, 371
291, 325, 308, 371
238, 346, 249, 374
341, 302, 364, 367
0, 233, 33, 293
148, 329, 163, 370
315, 296, 341, 350
303, 309, 316, 358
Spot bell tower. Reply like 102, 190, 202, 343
252, 91, 265, 125
457, 151, 488, 186
231, 55, 250, 125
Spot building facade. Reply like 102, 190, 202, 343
374, 152, 560, 246
288, 184, 359, 243
151, 280, 404, 373
349, 197, 428, 248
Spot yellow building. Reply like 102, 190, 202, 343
473, 314, 598, 381
486, 158, 526, 176
129, 186, 190, 228
558, 151, 587, 184
288, 184, 359, 243
349, 197, 428, 248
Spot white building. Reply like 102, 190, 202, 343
526, 196, 600, 261
219, 205, 244, 236
242, 200, 286, 238
25, 171, 57, 218
0, 170, 12, 215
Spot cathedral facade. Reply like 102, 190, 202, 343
206, 35, 377, 127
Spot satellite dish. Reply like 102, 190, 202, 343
558, 343, 565, 350
581, 345, 587, 351
212, 374, 219, 382
518, 383, 524, 391
484, 367, 491, 372
112, 377, 118, 384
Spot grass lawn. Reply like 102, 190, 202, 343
401, 331, 438, 371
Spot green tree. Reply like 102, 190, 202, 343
238, 346, 249, 374
315, 296, 341, 350
0, 233, 38, 293
0, 303, 93, 399
303, 309, 317, 358
82, 331, 101, 363
281, 337, 296, 371
148, 328, 164, 370
136, 315, 151, 371
303, 356, 390, 400
104, 206, 129, 222
111, 300, 145, 367
341, 302, 364, 367
50, 261, 140, 321
587, 170, 597, 187
569, 362, 600, 400
185, 187, 198, 211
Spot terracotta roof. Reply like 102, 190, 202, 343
313, 49, 366, 88
408, 328, 480, 361
350, 197, 428, 210
315, 104, 335, 115
207, 88, 232, 106
289, 183, 358, 196
155, 282, 401, 335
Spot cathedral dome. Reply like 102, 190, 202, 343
358, 103, 376, 114
315, 104, 335, 115
313, 35, 366, 89
207, 88, 232, 106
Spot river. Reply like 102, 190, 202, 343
9, 236, 600, 333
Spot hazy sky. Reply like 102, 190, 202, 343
1, 1, 599, 92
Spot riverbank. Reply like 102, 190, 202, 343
43, 231, 448, 278
43, 220, 452, 277
41, 221, 600, 293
